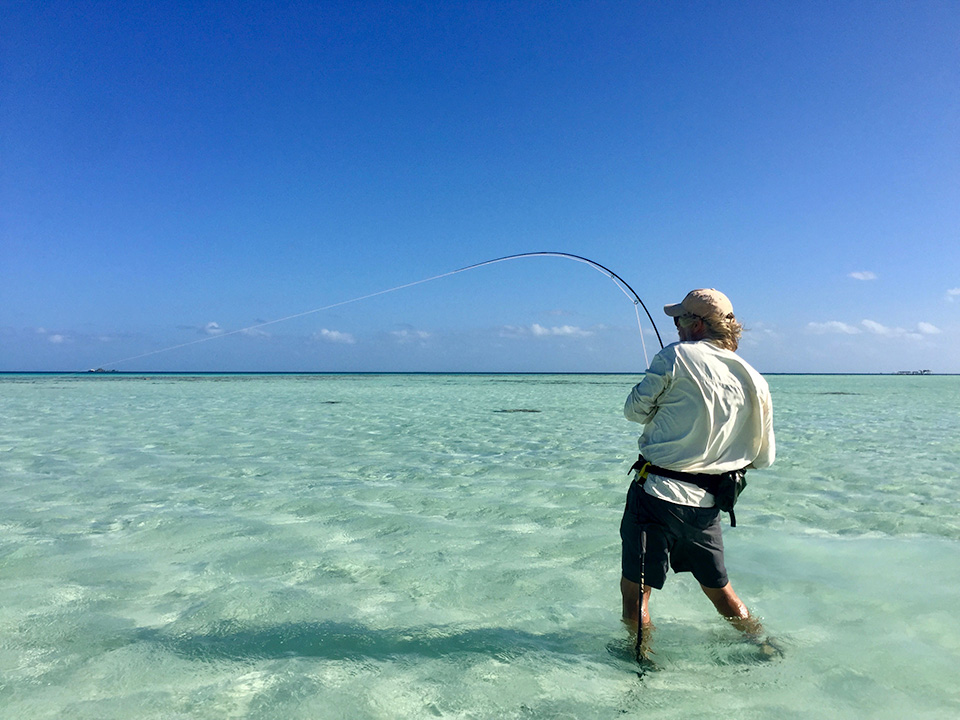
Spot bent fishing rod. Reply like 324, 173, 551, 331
95, 251, 663, 370
453, 252, 664, 351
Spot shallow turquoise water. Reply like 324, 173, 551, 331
1, 373, 957, 718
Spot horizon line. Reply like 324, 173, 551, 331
1, 370, 954, 377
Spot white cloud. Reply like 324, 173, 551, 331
861, 319, 894, 335
807, 321, 861, 335
391, 329, 430, 343
499, 324, 594, 339
35, 328, 70, 343
530, 323, 592, 337
747, 320, 778, 335
861, 319, 940, 340
315, 328, 355, 344
739, 321, 780, 347
946, 288, 960, 302
849, 271, 878, 281
203, 322, 224, 336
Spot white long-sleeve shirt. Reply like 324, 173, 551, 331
624, 340, 775, 507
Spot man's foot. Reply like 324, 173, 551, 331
635, 651, 661, 676
605, 639, 662, 673
746, 635, 784, 661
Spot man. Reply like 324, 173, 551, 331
619, 288, 776, 658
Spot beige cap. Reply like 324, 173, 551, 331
663, 288, 735, 318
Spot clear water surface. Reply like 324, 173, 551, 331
1, 373, 958, 719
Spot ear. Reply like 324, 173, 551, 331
691, 317, 707, 339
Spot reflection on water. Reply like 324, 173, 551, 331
137, 621, 583, 663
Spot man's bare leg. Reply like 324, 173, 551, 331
701, 582, 782, 658
620, 576, 651, 628
699, 582, 763, 635
621, 576, 655, 660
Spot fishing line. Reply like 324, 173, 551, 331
452, 252, 664, 361
97, 251, 663, 370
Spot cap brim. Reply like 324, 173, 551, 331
663, 303, 684, 317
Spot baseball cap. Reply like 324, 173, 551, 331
663, 288, 735, 318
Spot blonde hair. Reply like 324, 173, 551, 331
678, 312, 743, 351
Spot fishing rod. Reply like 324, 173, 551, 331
89, 251, 665, 671
453, 252, 664, 351
94, 251, 663, 370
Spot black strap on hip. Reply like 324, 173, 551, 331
628, 454, 747, 527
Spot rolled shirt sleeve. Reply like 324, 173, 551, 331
624, 351, 671, 424
747, 386, 776, 469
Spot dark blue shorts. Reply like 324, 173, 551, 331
620, 480, 728, 589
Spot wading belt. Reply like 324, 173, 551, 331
628, 454, 748, 527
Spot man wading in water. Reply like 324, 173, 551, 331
619, 289, 778, 662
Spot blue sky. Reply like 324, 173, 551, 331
3, 1, 958, 373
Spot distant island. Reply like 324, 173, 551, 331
895, 369, 932, 375
87, 368, 118, 373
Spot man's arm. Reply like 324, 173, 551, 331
748, 390, 776, 469
624, 352, 671, 424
